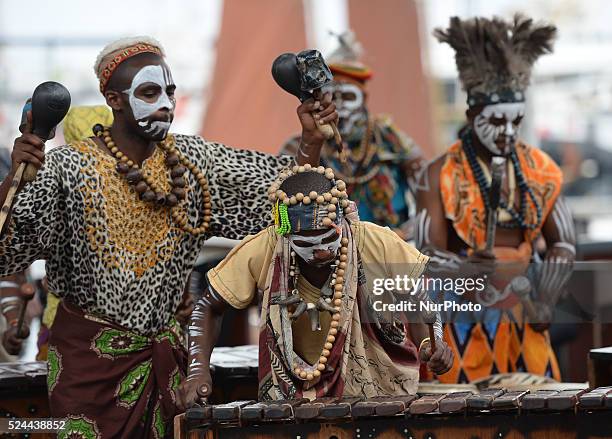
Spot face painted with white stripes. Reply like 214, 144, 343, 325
289, 228, 341, 267
473, 103, 525, 155
323, 81, 368, 139
123, 64, 176, 141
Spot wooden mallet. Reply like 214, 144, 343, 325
16, 283, 35, 338
485, 156, 506, 252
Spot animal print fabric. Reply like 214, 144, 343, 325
0, 134, 293, 334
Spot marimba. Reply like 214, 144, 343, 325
179, 386, 612, 439
0, 347, 256, 438
0, 361, 51, 438
0, 362, 48, 417
0, 346, 258, 418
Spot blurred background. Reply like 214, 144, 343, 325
1, 0, 611, 381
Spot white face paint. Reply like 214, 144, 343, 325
123, 64, 175, 139
323, 82, 367, 138
473, 102, 525, 155
289, 228, 341, 266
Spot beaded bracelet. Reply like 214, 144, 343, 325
419, 337, 431, 352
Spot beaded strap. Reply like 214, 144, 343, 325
275, 202, 292, 235
290, 235, 349, 381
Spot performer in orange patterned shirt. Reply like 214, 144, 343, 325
415, 15, 576, 383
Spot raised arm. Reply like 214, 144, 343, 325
293, 93, 338, 166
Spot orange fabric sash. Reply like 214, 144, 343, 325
440, 141, 562, 249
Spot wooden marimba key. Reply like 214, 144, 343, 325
578, 386, 612, 409
294, 397, 339, 420
317, 397, 361, 420
438, 391, 473, 413
547, 389, 587, 410
467, 388, 506, 410
241, 398, 309, 422
521, 390, 560, 411
352, 395, 416, 418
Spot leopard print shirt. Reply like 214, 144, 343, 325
0, 134, 293, 335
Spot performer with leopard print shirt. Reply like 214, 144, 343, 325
0, 37, 337, 438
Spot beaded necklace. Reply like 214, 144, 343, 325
93, 124, 213, 236
461, 128, 542, 230
332, 118, 380, 185
268, 165, 351, 382
289, 235, 349, 381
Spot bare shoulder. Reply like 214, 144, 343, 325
415, 153, 448, 193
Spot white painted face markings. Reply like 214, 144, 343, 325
323, 82, 367, 137
288, 228, 341, 265
123, 64, 175, 138
474, 103, 525, 155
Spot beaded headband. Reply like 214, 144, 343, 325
268, 165, 350, 235
98, 43, 163, 93
467, 88, 526, 108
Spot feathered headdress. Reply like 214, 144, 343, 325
327, 30, 372, 83
434, 14, 556, 107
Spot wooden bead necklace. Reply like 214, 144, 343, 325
291, 235, 349, 382
268, 166, 351, 381
93, 124, 213, 236
461, 128, 542, 230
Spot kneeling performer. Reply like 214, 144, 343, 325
183, 166, 453, 403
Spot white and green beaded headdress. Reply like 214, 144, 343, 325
268, 165, 350, 235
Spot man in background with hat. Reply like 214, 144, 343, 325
415, 15, 576, 384
183, 165, 452, 405
281, 32, 424, 241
